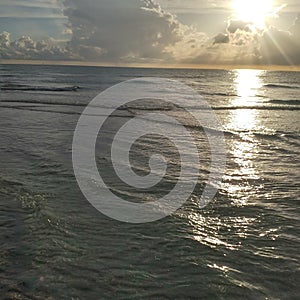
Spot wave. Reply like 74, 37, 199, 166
264, 84, 300, 89
129, 113, 299, 141
0, 104, 84, 115
268, 100, 300, 105
0, 176, 23, 188
0, 106, 298, 146
1, 84, 81, 92
252, 131, 298, 139
1, 99, 87, 107
200, 91, 238, 97
2, 101, 300, 114
252, 132, 300, 148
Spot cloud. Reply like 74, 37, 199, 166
183, 19, 261, 65
0, 31, 72, 60
0, 31, 10, 48
63, 0, 191, 62
206, 13, 300, 66
61, 0, 300, 66
1, 0, 208, 63
227, 20, 252, 33
0, 0, 300, 67
213, 33, 229, 44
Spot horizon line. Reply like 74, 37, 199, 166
1, 59, 300, 72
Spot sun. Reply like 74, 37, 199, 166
232, 0, 274, 28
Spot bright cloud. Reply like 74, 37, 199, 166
0, 31, 72, 60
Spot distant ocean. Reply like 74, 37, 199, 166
0, 64, 299, 299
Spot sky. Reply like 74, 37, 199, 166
0, 0, 300, 68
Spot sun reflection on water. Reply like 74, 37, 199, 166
186, 70, 268, 249
228, 69, 264, 132
235, 69, 263, 103
185, 211, 258, 250
223, 69, 265, 206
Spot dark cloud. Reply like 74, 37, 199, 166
0, 0, 204, 62
213, 33, 229, 44
63, 0, 185, 62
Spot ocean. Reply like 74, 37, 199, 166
0, 64, 299, 299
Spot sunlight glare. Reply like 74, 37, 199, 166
235, 69, 263, 105
232, 0, 274, 28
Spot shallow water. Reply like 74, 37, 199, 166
0, 65, 299, 299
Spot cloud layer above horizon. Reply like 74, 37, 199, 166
0, 0, 300, 66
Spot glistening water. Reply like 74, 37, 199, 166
0, 65, 299, 299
